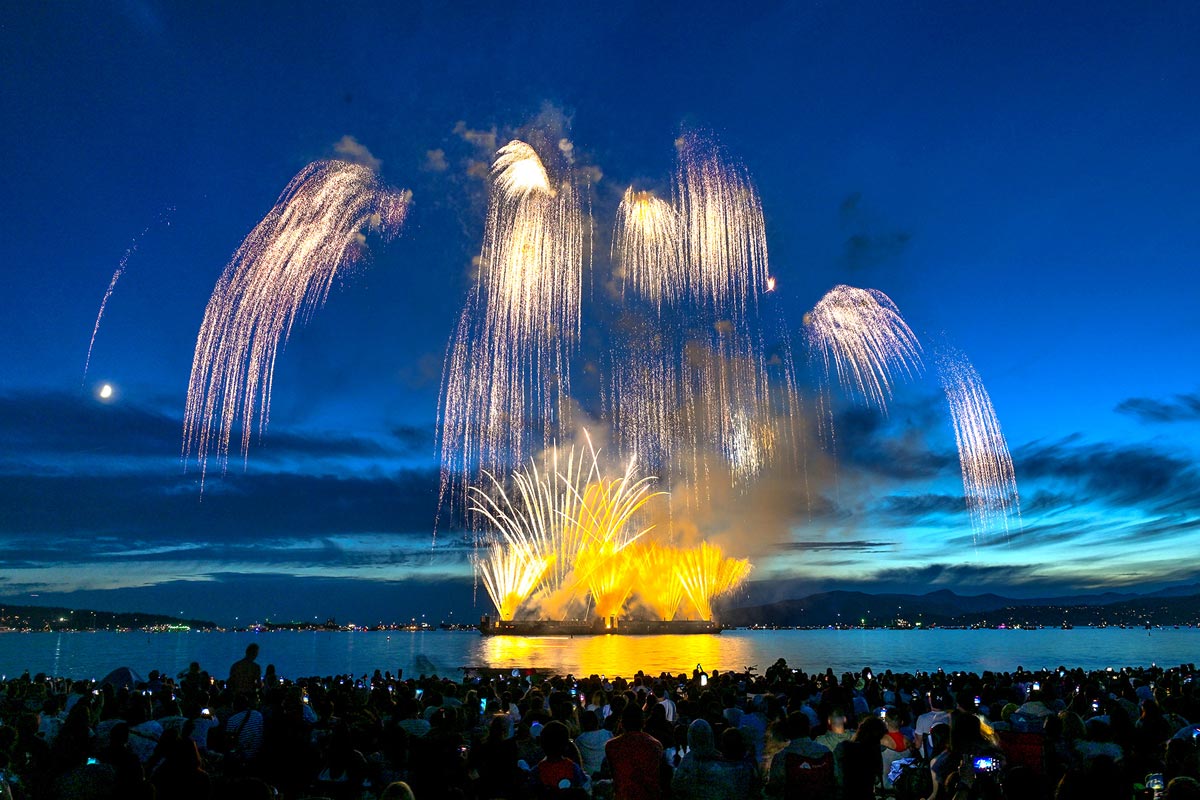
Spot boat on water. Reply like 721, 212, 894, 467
479, 616, 723, 636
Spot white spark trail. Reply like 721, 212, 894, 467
183, 160, 410, 483
937, 347, 1021, 539
83, 209, 174, 383
440, 139, 584, 516
804, 284, 923, 412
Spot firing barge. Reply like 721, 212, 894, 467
479, 615, 723, 636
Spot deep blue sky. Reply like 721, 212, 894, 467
2, 2, 1199, 625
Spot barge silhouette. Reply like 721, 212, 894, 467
479, 615, 723, 636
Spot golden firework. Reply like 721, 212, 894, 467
607, 134, 804, 496
676, 132, 768, 320
476, 543, 554, 622
470, 433, 663, 620
676, 542, 752, 622
634, 543, 687, 621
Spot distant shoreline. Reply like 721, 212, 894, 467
2, 622, 1197, 633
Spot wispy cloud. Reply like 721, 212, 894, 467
834, 404, 956, 481
0, 391, 412, 476
879, 493, 966, 519
775, 539, 893, 552
1115, 391, 1200, 424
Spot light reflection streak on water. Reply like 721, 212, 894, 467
479, 634, 751, 677
52, 633, 63, 676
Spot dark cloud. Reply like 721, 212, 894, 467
833, 404, 956, 481
835, 192, 912, 271
0, 467, 441, 540
1115, 392, 1200, 424
1016, 436, 1199, 511
0, 390, 406, 473
1108, 514, 1200, 542
1020, 490, 1078, 513
390, 424, 435, 458
0, 529, 468, 571
775, 539, 892, 552
739, 561, 1111, 605
0, 390, 183, 460
943, 518, 1092, 550
865, 562, 1058, 591
838, 192, 862, 223
879, 493, 965, 519
0, 573, 478, 627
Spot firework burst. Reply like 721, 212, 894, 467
183, 160, 410, 481
634, 543, 687, 621
440, 140, 583, 516
83, 209, 174, 383
676, 132, 770, 318
937, 347, 1020, 538
613, 187, 683, 311
676, 541, 752, 622
804, 284, 923, 412
469, 434, 665, 620
475, 543, 554, 623
606, 134, 803, 496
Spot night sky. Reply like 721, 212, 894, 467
3, 3, 1199, 626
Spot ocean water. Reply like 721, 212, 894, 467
0, 627, 1194, 682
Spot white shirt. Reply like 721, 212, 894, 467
914, 710, 950, 757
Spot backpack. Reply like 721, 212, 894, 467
784, 751, 835, 798
892, 757, 934, 800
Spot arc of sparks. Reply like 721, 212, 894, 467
83, 209, 174, 383
183, 160, 410, 482
804, 284, 923, 413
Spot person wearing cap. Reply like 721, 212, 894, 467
915, 691, 951, 758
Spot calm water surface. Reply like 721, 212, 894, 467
0, 628, 1195, 681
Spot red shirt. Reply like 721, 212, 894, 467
605, 731, 664, 800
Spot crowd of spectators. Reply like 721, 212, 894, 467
2, 646, 1200, 800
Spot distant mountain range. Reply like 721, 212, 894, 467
8, 585, 1200, 633
0, 603, 217, 631
720, 585, 1200, 628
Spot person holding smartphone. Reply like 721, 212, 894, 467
928, 711, 1003, 800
